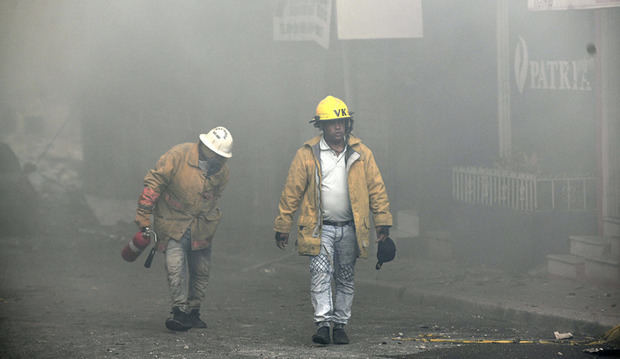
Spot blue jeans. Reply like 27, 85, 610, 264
165, 228, 211, 313
309, 223, 357, 327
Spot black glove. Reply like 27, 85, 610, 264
376, 226, 390, 242
275, 232, 289, 249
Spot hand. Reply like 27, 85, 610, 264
376, 226, 390, 242
275, 232, 289, 250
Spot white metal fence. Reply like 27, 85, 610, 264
452, 167, 597, 212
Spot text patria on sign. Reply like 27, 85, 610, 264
514, 36, 592, 94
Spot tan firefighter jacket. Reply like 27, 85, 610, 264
274, 135, 392, 258
135, 142, 229, 251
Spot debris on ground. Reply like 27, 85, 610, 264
602, 325, 620, 347
554, 331, 573, 340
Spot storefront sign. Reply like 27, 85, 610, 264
514, 36, 593, 93
528, 0, 620, 11
336, 0, 423, 40
273, 0, 331, 49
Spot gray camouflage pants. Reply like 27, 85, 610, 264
165, 228, 211, 313
309, 223, 357, 327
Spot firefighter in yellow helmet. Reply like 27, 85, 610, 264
134, 126, 232, 331
274, 96, 393, 344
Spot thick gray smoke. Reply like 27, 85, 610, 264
1, 1, 618, 270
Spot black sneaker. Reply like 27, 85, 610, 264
189, 309, 207, 328
333, 327, 349, 344
312, 326, 331, 344
165, 307, 192, 331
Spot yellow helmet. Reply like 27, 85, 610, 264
314, 95, 351, 121
310, 95, 355, 133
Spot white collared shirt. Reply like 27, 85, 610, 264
319, 136, 353, 221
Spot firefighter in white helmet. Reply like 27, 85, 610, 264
135, 126, 232, 331
274, 96, 393, 344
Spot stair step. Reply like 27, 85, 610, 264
569, 235, 610, 260
546, 254, 585, 280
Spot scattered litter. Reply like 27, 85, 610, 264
584, 347, 620, 355
583, 347, 604, 354
183, 345, 189, 349
557, 351, 563, 356
554, 331, 573, 340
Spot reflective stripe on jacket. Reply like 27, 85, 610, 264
135, 142, 229, 251
274, 135, 392, 258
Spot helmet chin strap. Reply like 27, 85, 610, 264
345, 118, 354, 134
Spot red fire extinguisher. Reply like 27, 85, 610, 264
122, 227, 156, 263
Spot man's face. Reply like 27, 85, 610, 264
322, 119, 346, 143
199, 143, 227, 175
199, 143, 227, 163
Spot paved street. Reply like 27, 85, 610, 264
0, 212, 605, 358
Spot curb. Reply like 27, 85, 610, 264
355, 277, 610, 335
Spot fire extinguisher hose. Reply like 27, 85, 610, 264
143, 229, 158, 268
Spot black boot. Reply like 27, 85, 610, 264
333, 326, 350, 344
165, 307, 192, 331
312, 326, 331, 344
189, 309, 207, 328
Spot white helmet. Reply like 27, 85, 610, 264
199, 126, 233, 158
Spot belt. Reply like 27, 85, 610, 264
322, 220, 353, 227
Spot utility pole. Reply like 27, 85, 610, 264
496, 0, 511, 159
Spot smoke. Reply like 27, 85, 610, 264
1, 1, 617, 270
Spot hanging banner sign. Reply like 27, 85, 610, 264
273, 0, 332, 49
528, 0, 620, 10
337, 0, 423, 40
